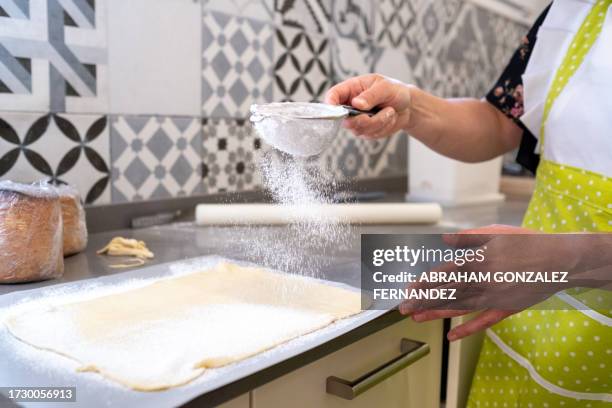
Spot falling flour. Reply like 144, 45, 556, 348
236, 149, 352, 277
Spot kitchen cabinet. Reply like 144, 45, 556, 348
217, 394, 250, 408
445, 314, 485, 408
251, 318, 443, 408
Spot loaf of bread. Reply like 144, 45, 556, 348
58, 185, 88, 256
0, 181, 64, 283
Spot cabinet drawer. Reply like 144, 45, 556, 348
252, 317, 443, 408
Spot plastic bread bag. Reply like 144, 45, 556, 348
56, 183, 88, 256
0, 180, 64, 283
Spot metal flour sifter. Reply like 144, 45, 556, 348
249, 102, 380, 157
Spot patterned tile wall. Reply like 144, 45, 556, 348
202, 10, 275, 117
0, 0, 108, 113
274, 26, 332, 102
202, 118, 262, 193
0, 0, 527, 205
0, 112, 111, 204
110, 115, 203, 203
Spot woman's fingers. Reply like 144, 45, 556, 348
410, 309, 470, 322
328, 74, 412, 139
370, 113, 399, 139
344, 107, 397, 138
351, 78, 395, 110
442, 232, 493, 248
442, 224, 534, 248
325, 81, 353, 106
325, 74, 380, 106
447, 310, 514, 341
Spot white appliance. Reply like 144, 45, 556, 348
407, 138, 505, 207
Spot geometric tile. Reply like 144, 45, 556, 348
330, 36, 375, 84
430, 4, 524, 98
473, 6, 527, 75
318, 129, 375, 179
376, 132, 408, 177
0, 0, 109, 113
202, 118, 262, 193
202, 11, 275, 118
329, 0, 375, 84
405, 2, 525, 99
331, 0, 375, 43
274, 26, 331, 102
318, 128, 408, 180
147, 129, 174, 162
372, 1, 475, 94
202, 0, 274, 22
370, 0, 462, 93
110, 115, 203, 202
418, 0, 465, 53
374, 0, 418, 50
273, 0, 331, 35
107, 0, 202, 116
0, 112, 111, 204
319, 131, 370, 179
371, 47, 415, 85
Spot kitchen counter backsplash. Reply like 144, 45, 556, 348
0, 0, 525, 206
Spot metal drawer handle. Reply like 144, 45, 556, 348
326, 338, 430, 400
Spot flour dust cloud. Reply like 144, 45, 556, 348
238, 149, 352, 277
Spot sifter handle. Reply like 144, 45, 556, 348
341, 105, 383, 117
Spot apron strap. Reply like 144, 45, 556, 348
540, 0, 612, 153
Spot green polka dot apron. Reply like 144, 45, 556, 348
468, 1, 612, 406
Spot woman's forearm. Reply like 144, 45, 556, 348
406, 87, 524, 162
326, 75, 524, 162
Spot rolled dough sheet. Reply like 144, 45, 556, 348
5, 262, 362, 391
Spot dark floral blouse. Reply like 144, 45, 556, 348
485, 4, 551, 174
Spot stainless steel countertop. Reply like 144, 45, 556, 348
0, 198, 529, 407
0, 198, 529, 296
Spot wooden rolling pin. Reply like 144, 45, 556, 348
195, 203, 442, 226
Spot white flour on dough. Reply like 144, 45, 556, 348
5, 262, 361, 391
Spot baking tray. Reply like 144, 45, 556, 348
0, 256, 385, 408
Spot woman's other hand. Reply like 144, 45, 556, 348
400, 225, 536, 341
325, 74, 414, 140
401, 225, 612, 341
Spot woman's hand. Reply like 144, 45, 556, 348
400, 225, 536, 341
399, 224, 612, 341
324, 74, 414, 139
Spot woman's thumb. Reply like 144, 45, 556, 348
352, 81, 389, 110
